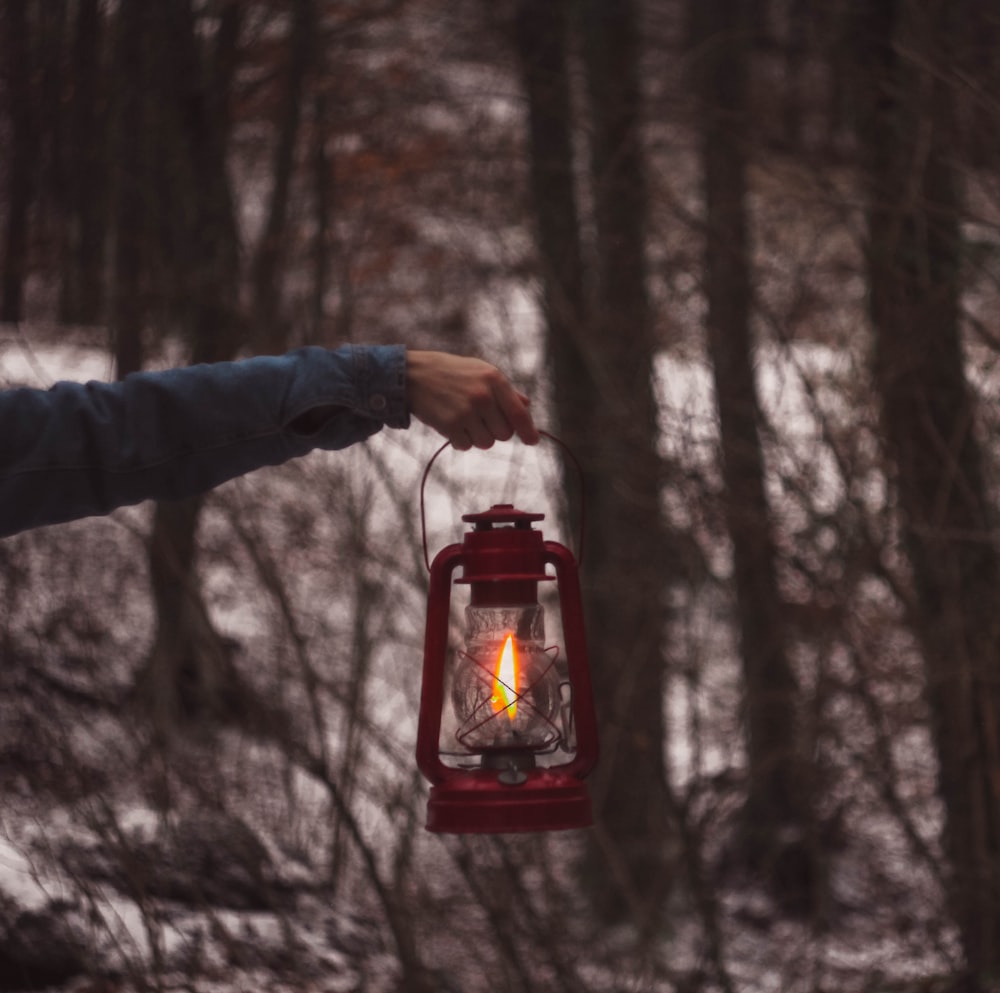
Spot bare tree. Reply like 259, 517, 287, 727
689, 0, 820, 913
0, 0, 38, 322
108, 0, 151, 378
855, 1, 1000, 983
515, 0, 674, 928
60, 0, 107, 326
133, 0, 245, 731
250, 0, 317, 352
577, 0, 675, 927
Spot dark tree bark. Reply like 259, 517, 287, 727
855, 1, 1000, 983
578, 0, 674, 926
173, 0, 242, 365
143, 496, 245, 731
780, 0, 808, 151
1, 0, 38, 323
516, 0, 674, 928
109, 0, 149, 377
690, 0, 820, 914
310, 89, 332, 342
250, 0, 316, 353
513, 0, 592, 480
951, 2, 1000, 168
134, 0, 245, 733
60, 0, 107, 325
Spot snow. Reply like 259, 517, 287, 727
0, 324, 965, 992
0, 836, 51, 911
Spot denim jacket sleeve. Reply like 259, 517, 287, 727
0, 344, 410, 537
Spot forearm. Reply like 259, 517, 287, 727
0, 345, 408, 536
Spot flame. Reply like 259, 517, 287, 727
491, 634, 519, 721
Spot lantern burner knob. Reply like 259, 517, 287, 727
482, 749, 536, 786
498, 767, 529, 786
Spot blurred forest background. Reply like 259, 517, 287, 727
3, 0, 1000, 991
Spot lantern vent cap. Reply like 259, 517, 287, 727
462, 504, 545, 529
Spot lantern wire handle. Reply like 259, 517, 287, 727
419, 430, 586, 571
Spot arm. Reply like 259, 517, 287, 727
0, 345, 538, 537
0, 345, 406, 536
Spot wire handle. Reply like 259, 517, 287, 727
420, 430, 586, 571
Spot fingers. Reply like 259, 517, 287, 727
479, 399, 516, 445
449, 407, 510, 451
463, 372, 537, 450
494, 382, 539, 446
450, 430, 473, 452
464, 418, 496, 451
406, 350, 540, 449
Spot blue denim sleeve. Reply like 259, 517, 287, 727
0, 344, 409, 537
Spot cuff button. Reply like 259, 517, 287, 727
369, 394, 388, 412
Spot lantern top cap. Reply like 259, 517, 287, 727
462, 504, 545, 529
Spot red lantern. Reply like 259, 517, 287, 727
416, 443, 599, 834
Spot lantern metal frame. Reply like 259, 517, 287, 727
416, 436, 599, 834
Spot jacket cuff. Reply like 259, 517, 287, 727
284, 344, 411, 432
353, 344, 410, 429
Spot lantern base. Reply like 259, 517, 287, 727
425, 769, 592, 834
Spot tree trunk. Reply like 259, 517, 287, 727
310, 89, 332, 342
250, 0, 315, 353
513, 0, 592, 513
134, 0, 245, 734
60, 0, 107, 326
855, 1, 1000, 983
578, 0, 674, 927
1, 0, 37, 323
109, 0, 148, 377
690, 0, 819, 914
952, 1, 1000, 168
516, 0, 674, 928
142, 497, 244, 731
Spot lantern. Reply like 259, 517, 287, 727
417, 446, 598, 834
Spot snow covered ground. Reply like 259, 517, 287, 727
0, 321, 960, 991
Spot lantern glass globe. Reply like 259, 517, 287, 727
451, 603, 563, 754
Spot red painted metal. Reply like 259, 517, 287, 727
416, 497, 599, 834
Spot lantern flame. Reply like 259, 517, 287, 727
491, 634, 519, 721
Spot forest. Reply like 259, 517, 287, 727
2, 0, 1000, 991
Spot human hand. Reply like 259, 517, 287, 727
406, 350, 540, 450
